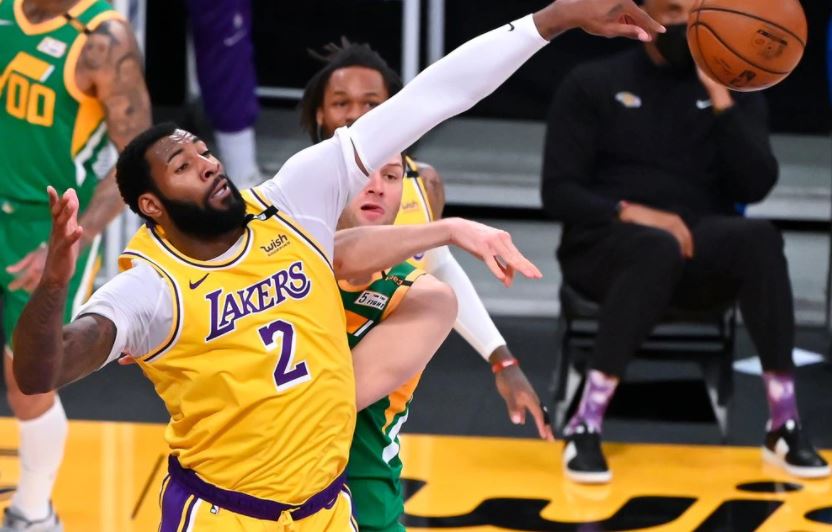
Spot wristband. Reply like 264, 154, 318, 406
491, 358, 519, 374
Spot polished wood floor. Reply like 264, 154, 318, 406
0, 417, 830, 531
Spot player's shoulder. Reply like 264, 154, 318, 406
409, 159, 442, 185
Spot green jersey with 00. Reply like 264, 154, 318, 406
0, 0, 120, 212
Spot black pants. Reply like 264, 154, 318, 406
559, 216, 794, 377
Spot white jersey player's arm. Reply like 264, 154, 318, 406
423, 246, 506, 361
261, 2, 661, 258
348, 14, 546, 174
261, 15, 546, 259
75, 262, 174, 367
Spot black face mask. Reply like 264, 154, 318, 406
157, 176, 247, 239
654, 23, 694, 73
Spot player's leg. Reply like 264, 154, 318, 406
2, 230, 98, 531
0, 218, 69, 531
688, 216, 828, 477
347, 478, 404, 532
352, 274, 457, 410
558, 223, 685, 483
2, 354, 64, 531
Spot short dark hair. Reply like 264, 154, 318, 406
300, 38, 403, 143
115, 122, 179, 223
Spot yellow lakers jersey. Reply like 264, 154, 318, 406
117, 189, 355, 504
393, 156, 434, 270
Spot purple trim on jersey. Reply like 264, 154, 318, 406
159, 473, 191, 532
167, 455, 345, 521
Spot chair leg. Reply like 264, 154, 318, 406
718, 309, 738, 406
702, 359, 730, 442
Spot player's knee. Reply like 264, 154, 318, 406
740, 219, 784, 255
629, 230, 685, 279
7, 390, 55, 419
6, 372, 56, 419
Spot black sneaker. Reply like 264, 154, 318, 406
562, 422, 612, 484
763, 419, 830, 479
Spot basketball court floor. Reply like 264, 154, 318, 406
1, 317, 831, 531
0, 419, 830, 531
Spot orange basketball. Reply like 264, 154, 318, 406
687, 0, 808, 92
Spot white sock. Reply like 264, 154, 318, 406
11, 396, 67, 521
215, 127, 259, 187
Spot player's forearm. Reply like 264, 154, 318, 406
12, 280, 71, 394
428, 249, 507, 361
333, 219, 456, 280
350, 15, 547, 172
78, 171, 124, 248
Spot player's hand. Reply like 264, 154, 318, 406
444, 218, 542, 287
536, 0, 665, 42
493, 351, 555, 441
619, 203, 694, 258
696, 67, 734, 111
7, 244, 48, 293
39, 186, 83, 287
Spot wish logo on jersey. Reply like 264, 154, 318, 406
205, 261, 311, 341
260, 234, 290, 256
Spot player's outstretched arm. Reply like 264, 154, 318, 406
348, 0, 664, 175
12, 188, 115, 394
334, 218, 542, 287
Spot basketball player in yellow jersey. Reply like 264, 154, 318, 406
301, 40, 554, 440
12, 3, 662, 529
0, 1, 150, 528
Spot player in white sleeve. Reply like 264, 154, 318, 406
302, 38, 554, 442
11, 2, 663, 529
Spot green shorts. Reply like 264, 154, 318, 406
0, 205, 100, 349
347, 477, 406, 532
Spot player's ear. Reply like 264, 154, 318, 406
138, 192, 163, 221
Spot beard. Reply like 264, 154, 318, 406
157, 176, 247, 238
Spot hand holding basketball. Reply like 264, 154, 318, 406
687, 0, 808, 91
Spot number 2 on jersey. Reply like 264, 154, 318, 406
258, 320, 311, 392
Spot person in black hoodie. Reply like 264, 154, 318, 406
541, 0, 828, 484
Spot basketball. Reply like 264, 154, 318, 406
687, 0, 808, 92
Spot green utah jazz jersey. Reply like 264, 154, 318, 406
340, 262, 425, 487
0, 0, 121, 211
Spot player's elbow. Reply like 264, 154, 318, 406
413, 275, 458, 335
